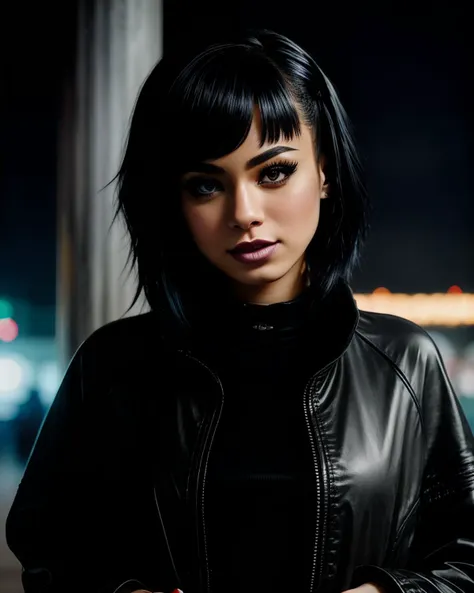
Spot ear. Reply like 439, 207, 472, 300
318, 156, 329, 199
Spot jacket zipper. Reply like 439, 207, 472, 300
181, 352, 225, 593
183, 352, 330, 593
303, 374, 329, 593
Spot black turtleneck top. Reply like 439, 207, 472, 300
201, 290, 320, 592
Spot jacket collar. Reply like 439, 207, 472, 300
156, 279, 360, 369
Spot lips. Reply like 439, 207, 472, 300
230, 240, 277, 254
228, 240, 280, 265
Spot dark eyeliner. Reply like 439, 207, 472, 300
258, 159, 298, 185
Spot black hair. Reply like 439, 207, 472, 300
115, 29, 369, 327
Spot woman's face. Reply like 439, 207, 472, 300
180, 113, 327, 304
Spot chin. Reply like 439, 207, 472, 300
229, 265, 291, 286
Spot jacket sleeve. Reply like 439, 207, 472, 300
352, 335, 474, 593
5, 341, 156, 593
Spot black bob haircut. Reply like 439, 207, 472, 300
115, 29, 369, 327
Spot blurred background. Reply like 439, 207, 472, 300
0, 1, 473, 590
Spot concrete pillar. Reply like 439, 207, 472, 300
57, 0, 162, 365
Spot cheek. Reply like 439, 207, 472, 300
271, 184, 321, 230
183, 205, 223, 249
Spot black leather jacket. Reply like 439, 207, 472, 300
6, 286, 474, 593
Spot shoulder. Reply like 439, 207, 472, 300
86, 311, 159, 345
83, 311, 158, 349
356, 309, 439, 358
73, 312, 163, 376
354, 310, 444, 391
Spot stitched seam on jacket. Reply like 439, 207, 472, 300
186, 418, 208, 501
354, 330, 426, 439
391, 498, 421, 553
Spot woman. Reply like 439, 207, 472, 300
6, 30, 474, 593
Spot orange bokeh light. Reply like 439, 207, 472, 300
373, 287, 391, 294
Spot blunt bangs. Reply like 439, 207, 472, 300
167, 45, 301, 167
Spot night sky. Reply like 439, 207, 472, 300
1, 2, 473, 321
1, 4, 77, 308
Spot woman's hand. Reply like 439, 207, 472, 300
344, 584, 384, 593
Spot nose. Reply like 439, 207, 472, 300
228, 183, 264, 230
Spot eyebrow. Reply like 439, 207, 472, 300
183, 146, 298, 175
246, 146, 298, 169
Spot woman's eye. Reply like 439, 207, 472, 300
262, 169, 285, 183
259, 162, 298, 186
184, 178, 220, 198
197, 180, 218, 194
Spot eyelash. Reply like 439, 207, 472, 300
184, 159, 299, 199
259, 160, 298, 186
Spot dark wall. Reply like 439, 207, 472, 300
164, 1, 473, 293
